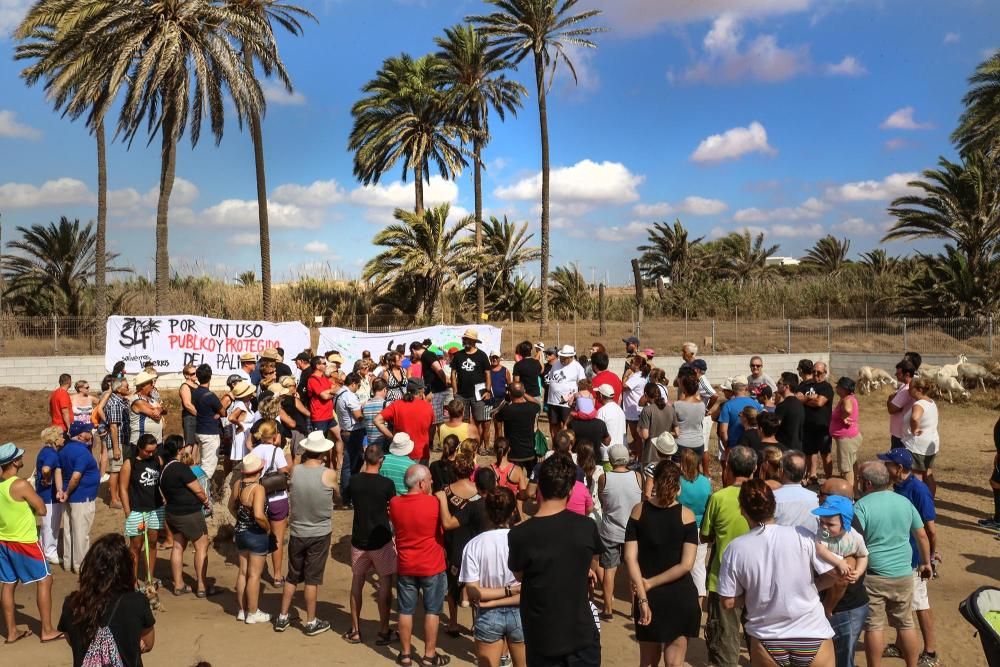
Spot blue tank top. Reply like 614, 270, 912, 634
490, 368, 508, 404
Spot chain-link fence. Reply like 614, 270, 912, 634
1, 314, 995, 359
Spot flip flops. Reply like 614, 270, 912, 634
4, 629, 32, 644
40, 633, 64, 644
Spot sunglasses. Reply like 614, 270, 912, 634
750, 364, 762, 369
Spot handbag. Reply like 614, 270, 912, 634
259, 445, 288, 494
533, 403, 549, 457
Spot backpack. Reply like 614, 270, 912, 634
81, 597, 125, 667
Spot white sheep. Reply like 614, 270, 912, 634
935, 373, 970, 403
917, 363, 940, 380
870, 367, 897, 391
857, 366, 874, 394
958, 360, 991, 392
935, 354, 966, 380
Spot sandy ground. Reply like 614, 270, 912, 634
0, 386, 996, 667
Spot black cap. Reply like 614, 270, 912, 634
622, 336, 640, 345
294, 351, 310, 362
691, 359, 708, 372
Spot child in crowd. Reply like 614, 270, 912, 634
570, 379, 598, 420
811, 495, 869, 616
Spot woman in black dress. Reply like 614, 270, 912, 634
624, 460, 700, 667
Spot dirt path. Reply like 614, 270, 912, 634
0, 388, 995, 666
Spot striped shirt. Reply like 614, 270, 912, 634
698, 375, 717, 407
363, 397, 388, 449
379, 453, 414, 496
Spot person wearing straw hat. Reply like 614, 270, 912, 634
228, 453, 274, 625
237, 352, 257, 383
275, 431, 338, 636
450, 328, 492, 432
129, 371, 164, 454
380, 432, 416, 495
545, 345, 587, 438
0, 442, 62, 644
227, 381, 259, 464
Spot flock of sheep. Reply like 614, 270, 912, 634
857, 354, 998, 402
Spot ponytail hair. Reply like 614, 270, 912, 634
644, 382, 666, 409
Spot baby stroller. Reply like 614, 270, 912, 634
959, 586, 1000, 667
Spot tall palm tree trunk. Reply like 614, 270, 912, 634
534, 52, 550, 335
474, 118, 485, 319
95, 121, 107, 344
414, 163, 425, 215
155, 115, 177, 315
245, 51, 272, 320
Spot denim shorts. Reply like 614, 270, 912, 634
397, 572, 446, 616
474, 606, 524, 644
235, 529, 274, 557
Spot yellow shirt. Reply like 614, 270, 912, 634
439, 422, 470, 444
0, 477, 38, 543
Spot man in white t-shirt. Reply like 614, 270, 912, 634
545, 345, 587, 437
774, 451, 820, 534
595, 384, 626, 460
887, 361, 916, 450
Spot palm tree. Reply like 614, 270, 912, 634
859, 249, 898, 279
237, 270, 258, 287
469, 0, 605, 334
15, 0, 121, 342
228, 0, 314, 320
899, 246, 1000, 318
363, 203, 474, 320
549, 264, 591, 317
56, 0, 285, 314
953, 49, 1000, 157
713, 231, 779, 285
885, 152, 1000, 276
492, 276, 540, 319
350, 54, 469, 215
802, 235, 851, 275
2, 217, 129, 317
480, 215, 542, 293
436, 24, 526, 318
637, 219, 704, 286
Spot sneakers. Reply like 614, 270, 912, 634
918, 652, 940, 667
882, 644, 903, 658
237, 610, 246, 622
500, 655, 512, 667
303, 618, 331, 636
274, 614, 290, 632
977, 518, 1000, 529
244, 610, 271, 625
100, 473, 110, 483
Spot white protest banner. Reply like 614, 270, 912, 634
318, 324, 503, 368
106, 316, 311, 374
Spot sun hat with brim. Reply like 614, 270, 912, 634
326, 352, 345, 364
730, 375, 748, 388
134, 371, 157, 387
533, 342, 545, 351
595, 384, 615, 398
558, 344, 576, 357
68, 422, 92, 438
0, 442, 25, 466
652, 431, 677, 457
239, 352, 257, 363
279, 376, 297, 389
232, 380, 256, 399
811, 494, 856, 533
241, 453, 264, 474
720, 377, 734, 391
302, 431, 335, 454
261, 348, 282, 362
389, 432, 414, 457
461, 328, 481, 343
877, 448, 913, 469
267, 382, 287, 397
608, 444, 630, 466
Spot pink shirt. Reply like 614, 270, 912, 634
889, 383, 914, 438
830, 394, 860, 438
566, 481, 593, 516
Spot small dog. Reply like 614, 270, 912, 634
143, 579, 165, 612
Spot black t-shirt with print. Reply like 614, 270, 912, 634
421, 350, 449, 394
799, 380, 835, 428
451, 348, 490, 399
508, 510, 603, 658
59, 591, 155, 667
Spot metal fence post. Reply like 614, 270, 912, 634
556, 321, 561, 347
365, 313, 369, 333
510, 312, 515, 357
990, 317, 994, 356
711, 319, 716, 355
827, 317, 831, 353
902, 317, 907, 352
787, 319, 792, 353
53, 315, 58, 354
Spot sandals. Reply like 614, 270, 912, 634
396, 652, 416, 666
376, 629, 399, 646
4, 629, 32, 644
420, 655, 451, 666
40, 632, 65, 644
196, 585, 220, 598
599, 612, 614, 621
173, 585, 192, 596
342, 629, 362, 644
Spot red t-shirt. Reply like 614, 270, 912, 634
307, 374, 334, 421
50, 387, 72, 429
389, 493, 445, 577
592, 370, 623, 405
380, 399, 434, 461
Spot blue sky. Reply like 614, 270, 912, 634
0, 0, 996, 286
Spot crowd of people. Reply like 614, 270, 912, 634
0, 333, 992, 667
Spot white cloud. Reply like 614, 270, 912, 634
0, 110, 42, 140
733, 197, 828, 223
825, 172, 920, 202
0, 0, 32, 36
108, 177, 199, 217
0, 177, 93, 208
634, 196, 728, 218
232, 233, 260, 246
675, 16, 808, 84
771, 222, 823, 237
488, 157, 509, 172
691, 122, 776, 163
196, 199, 323, 229
880, 107, 933, 131
262, 81, 307, 106
833, 217, 876, 235
495, 159, 644, 204
595, 222, 651, 242
943, 32, 960, 45
304, 240, 330, 254
350, 176, 458, 208
272, 179, 345, 207
602, 0, 812, 36
825, 56, 867, 76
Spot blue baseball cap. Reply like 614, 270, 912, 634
691, 359, 708, 372
877, 448, 913, 469
68, 422, 93, 438
0, 442, 25, 466
811, 494, 855, 532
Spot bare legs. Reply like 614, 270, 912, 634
236, 552, 266, 614
865, 627, 919, 667
1, 577, 58, 642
